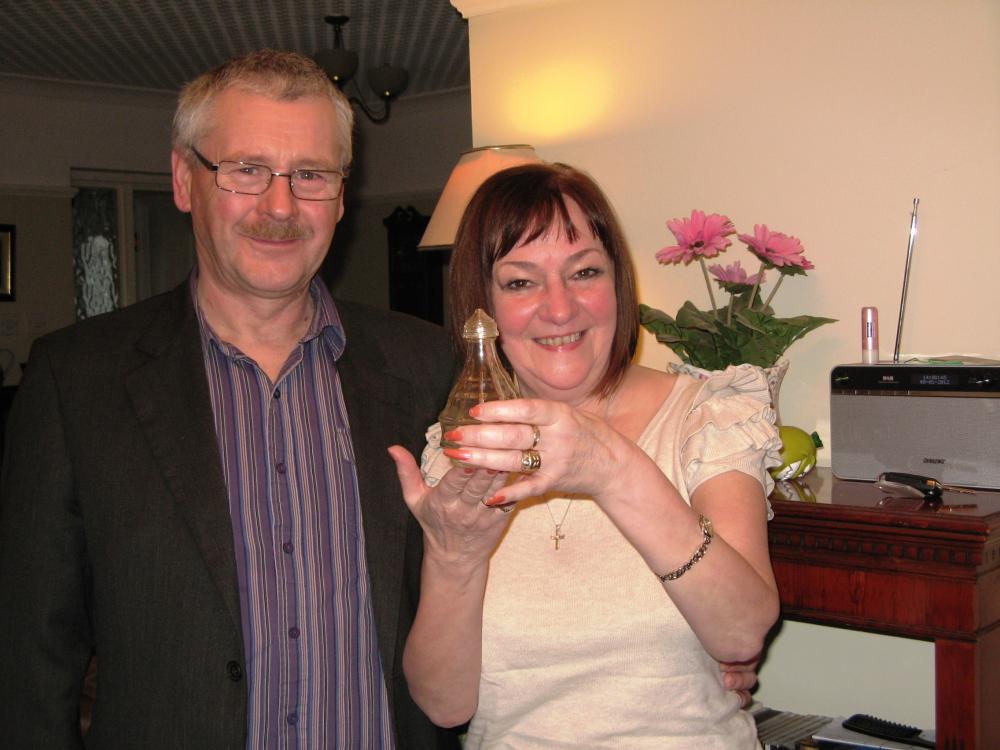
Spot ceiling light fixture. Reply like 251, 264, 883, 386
313, 15, 409, 124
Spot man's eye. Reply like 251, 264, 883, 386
237, 165, 263, 177
296, 170, 323, 183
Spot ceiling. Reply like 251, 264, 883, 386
0, 0, 470, 98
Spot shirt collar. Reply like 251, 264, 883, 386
190, 270, 347, 360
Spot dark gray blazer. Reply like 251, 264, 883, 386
0, 283, 459, 749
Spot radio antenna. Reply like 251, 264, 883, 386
893, 198, 919, 363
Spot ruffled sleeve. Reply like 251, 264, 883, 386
420, 421, 451, 488
680, 364, 783, 517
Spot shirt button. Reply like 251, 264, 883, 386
226, 660, 243, 682
274, 388, 281, 399
289, 626, 300, 639
282, 541, 293, 554
276, 462, 286, 474
286, 712, 298, 726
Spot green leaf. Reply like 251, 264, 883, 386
640, 302, 836, 368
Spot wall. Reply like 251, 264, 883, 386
0, 189, 76, 380
0, 75, 471, 382
0, 77, 176, 382
456, 0, 1000, 728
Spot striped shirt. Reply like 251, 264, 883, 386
195, 276, 395, 749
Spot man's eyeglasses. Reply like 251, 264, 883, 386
191, 148, 346, 201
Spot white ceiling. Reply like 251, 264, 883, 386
0, 0, 470, 97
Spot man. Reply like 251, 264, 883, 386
0, 50, 458, 749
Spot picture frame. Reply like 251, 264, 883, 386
0, 225, 14, 301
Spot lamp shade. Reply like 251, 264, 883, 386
418, 145, 542, 250
313, 47, 358, 83
367, 64, 409, 98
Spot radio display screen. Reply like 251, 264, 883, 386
912, 372, 956, 387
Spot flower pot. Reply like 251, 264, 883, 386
668, 358, 788, 423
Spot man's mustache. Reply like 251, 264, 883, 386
237, 221, 313, 242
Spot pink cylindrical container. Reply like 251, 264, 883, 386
861, 307, 879, 364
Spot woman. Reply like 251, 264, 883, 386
388, 163, 781, 748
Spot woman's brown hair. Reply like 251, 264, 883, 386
448, 162, 639, 398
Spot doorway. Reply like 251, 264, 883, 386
71, 170, 193, 320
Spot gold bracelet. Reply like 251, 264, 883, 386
657, 515, 714, 582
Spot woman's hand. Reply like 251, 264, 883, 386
390, 445, 511, 727
438, 398, 631, 507
388, 445, 512, 566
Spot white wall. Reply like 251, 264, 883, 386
456, 0, 1000, 728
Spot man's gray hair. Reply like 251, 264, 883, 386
172, 49, 354, 170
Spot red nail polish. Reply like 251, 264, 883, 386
444, 448, 472, 461
469, 404, 482, 418
485, 495, 506, 506
443, 430, 463, 443
463, 467, 475, 474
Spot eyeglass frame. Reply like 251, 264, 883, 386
190, 147, 347, 201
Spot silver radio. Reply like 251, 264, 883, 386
830, 362, 1000, 489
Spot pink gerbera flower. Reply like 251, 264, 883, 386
737, 224, 813, 270
708, 260, 763, 290
656, 210, 735, 265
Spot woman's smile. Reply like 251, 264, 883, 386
535, 331, 585, 348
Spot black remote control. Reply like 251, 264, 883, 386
841, 713, 935, 748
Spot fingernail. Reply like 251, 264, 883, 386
485, 495, 507, 507
443, 430, 463, 442
469, 404, 482, 418
443, 448, 472, 461
463, 467, 475, 475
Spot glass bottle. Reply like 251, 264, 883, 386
438, 308, 518, 449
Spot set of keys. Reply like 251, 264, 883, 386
876, 471, 976, 499
875, 471, 977, 510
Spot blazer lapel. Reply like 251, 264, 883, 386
336, 308, 417, 687
124, 286, 241, 634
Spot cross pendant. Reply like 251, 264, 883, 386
551, 525, 565, 550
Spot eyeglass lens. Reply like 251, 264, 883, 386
216, 161, 343, 200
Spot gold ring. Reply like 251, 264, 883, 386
529, 424, 541, 450
498, 504, 514, 514
520, 448, 542, 473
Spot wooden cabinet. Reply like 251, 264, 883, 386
769, 468, 1000, 748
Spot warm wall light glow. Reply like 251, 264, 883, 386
506, 60, 613, 139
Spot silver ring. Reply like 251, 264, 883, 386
529, 424, 541, 450
520, 448, 542, 473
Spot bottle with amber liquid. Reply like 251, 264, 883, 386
438, 308, 518, 450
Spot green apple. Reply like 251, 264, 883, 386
770, 426, 823, 480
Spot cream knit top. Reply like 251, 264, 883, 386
421, 365, 781, 749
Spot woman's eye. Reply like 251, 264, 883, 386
574, 267, 603, 280
500, 278, 532, 290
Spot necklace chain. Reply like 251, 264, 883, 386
538, 381, 622, 550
